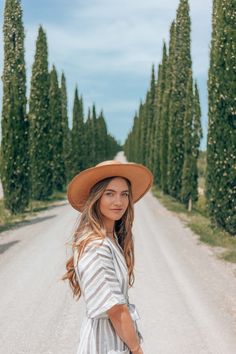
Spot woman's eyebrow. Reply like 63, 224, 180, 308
105, 188, 129, 192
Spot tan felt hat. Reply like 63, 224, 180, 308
67, 160, 153, 212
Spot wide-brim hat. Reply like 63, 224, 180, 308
67, 160, 153, 212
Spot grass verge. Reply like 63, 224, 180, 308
0, 191, 67, 233
151, 185, 236, 264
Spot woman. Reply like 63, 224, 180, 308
62, 160, 153, 354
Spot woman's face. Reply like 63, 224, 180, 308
99, 177, 130, 223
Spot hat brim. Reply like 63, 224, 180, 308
67, 162, 153, 212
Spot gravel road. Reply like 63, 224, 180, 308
0, 152, 236, 354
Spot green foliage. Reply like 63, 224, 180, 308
160, 22, 176, 193
146, 64, 157, 171
29, 26, 53, 200
156, 43, 168, 188
49, 65, 66, 191
71, 88, 86, 175
61, 73, 74, 183
1, 0, 30, 213
168, 0, 192, 199
83, 104, 121, 170
181, 73, 202, 207
124, 0, 203, 215
206, 0, 236, 235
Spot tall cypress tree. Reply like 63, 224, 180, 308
145, 65, 156, 171
192, 81, 203, 203
180, 69, 194, 209
49, 65, 65, 191
137, 101, 145, 164
161, 22, 176, 193
156, 43, 168, 187
84, 108, 93, 168
29, 26, 53, 199
1, 0, 30, 213
79, 95, 86, 170
71, 87, 86, 174
141, 95, 149, 167
206, 0, 236, 234
153, 63, 162, 185
167, 0, 192, 199
97, 110, 108, 161
206, 0, 219, 210
132, 113, 139, 162
92, 104, 99, 165
60, 72, 73, 183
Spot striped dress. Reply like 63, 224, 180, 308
73, 235, 143, 354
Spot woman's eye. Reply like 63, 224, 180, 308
105, 192, 128, 197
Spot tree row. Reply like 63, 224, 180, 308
124, 0, 236, 235
1, 0, 120, 214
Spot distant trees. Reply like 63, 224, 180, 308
125, 0, 236, 235
0, 0, 121, 214
124, 0, 202, 212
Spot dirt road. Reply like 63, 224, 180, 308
0, 152, 236, 353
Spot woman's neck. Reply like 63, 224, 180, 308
106, 230, 115, 239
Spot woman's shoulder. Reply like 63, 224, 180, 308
84, 237, 111, 250
74, 237, 112, 264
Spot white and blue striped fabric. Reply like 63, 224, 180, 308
73, 235, 143, 354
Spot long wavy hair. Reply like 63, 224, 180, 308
61, 176, 135, 301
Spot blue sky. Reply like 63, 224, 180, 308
0, 0, 212, 149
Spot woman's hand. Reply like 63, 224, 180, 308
107, 304, 143, 353
131, 344, 143, 354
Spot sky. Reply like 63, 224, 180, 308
0, 0, 213, 149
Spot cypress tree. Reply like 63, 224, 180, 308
161, 22, 176, 193
155, 43, 168, 187
28, 26, 53, 199
71, 87, 86, 174
84, 108, 93, 168
153, 63, 162, 185
49, 65, 65, 191
167, 0, 192, 199
141, 95, 149, 167
60, 72, 73, 183
79, 95, 86, 170
136, 101, 145, 164
97, 110, 108, 161
192, 81, 203, 202
180, 69, 194, 209
145, 65, 156, 171
1, 0, 30, 213
100, 111, 108, 159
206, 0, 236, 234
92, 104, 99, 165
132, 113, 139, 162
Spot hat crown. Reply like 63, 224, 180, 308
95, 160, 123, 167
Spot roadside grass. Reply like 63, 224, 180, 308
152, 185, 236, 264
0, 191, 67, 233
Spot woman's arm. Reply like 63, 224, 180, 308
107, 304, 143, 353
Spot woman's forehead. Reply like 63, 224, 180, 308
106, 177, 129, 189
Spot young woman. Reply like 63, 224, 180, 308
62, 160, 153, 354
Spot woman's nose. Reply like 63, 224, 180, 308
114, 195, 123, 205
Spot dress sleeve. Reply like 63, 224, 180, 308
75, 239, 127, 319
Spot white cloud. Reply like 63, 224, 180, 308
0, 0, 212, 147
31, 0, 212, 77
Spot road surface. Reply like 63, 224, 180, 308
0, 152, 236, 354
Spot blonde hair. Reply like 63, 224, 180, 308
61, 176, 135, 301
